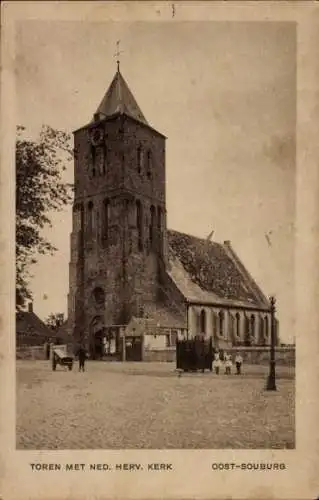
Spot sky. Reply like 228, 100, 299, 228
16, 20, 296, 342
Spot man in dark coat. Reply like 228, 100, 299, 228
78, 345, 87, 372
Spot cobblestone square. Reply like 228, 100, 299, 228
16, 360, 295, 449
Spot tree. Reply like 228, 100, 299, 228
16, 125, 73, 310
45, 312, 65, 331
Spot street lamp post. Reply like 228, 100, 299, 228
266, 295, 277, 391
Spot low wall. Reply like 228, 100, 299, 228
16, 343, 75, 360
143, 349, 176, 362
143, 346, 295, 365
225, 346, 295, 366
16, 346, 46, 360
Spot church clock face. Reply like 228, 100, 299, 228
90, 127, 104, 147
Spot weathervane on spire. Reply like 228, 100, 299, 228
114, 40, 123, 72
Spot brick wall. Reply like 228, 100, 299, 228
69, 113, 169, 348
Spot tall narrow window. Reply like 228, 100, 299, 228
212, 313, 218, 336
219, 311, 224, 336
87, 201, 94, 237
229, 313, 235, 340
244, 314, 251, 345
264, 316, 269, 339
149, 205, 156, 248
245, 315, 250, 334
96, 210, 100, 244
137, 145, 142, 174
146, 150, 152, 179
260, 315, 265, 345
235, 312, 240, 337
250, 315, 255, 340
102, 198, 109, 245
136, 199, 143, 250
200, 309, 206, 334
102, 147, 107, 175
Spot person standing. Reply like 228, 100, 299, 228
213, 351, 221, 375
78, 345, 87, 372
225, 353, 232, 375
235, 352, 243, 375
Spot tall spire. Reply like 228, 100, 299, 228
94, 63, 149, 126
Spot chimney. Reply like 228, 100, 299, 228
28, 302, 33, 313
223, 240, 231, 246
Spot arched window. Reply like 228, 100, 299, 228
149, 205, 156, 248
244, 314, 251, 345
229, 313, 235, 340
200, 309, 206, 334
91, 146, 96, 177
212, 312, 218, 336
219, 311, 224, 336
96, 210, 100, 243
87, 201, 94, 236
137, 145, 142, 174
245, 315, 250, 334
102, 198, 109, 245
102, 147, 107, 175
264, 316, 269, 340
136, 199, 143, 250
250, 314, 255, 339
259, 315, 265, 345
235, 312, 241, 337
146, 151, 152, 179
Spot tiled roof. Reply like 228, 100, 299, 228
167, 229, 269, 309
16, 311, 52, 338
95, 70, 148, 126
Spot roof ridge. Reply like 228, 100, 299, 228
167, 228, 221, 246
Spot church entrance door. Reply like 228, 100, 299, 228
90, 316, 105, 360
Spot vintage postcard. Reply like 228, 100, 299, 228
1, 1, 319, 499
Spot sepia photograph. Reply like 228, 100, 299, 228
14, 18, 297, 452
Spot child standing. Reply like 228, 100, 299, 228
235, 352, 243, 375
213, 351, 221, 375
224, 353, 232, 375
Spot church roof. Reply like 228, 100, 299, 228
94, 69, 148, 126
167, 230, 269, 310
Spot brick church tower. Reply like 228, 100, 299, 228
68, 67, 167, 354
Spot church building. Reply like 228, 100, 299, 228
67, 66, 273, 359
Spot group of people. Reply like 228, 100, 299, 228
213, 351, 243, 375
